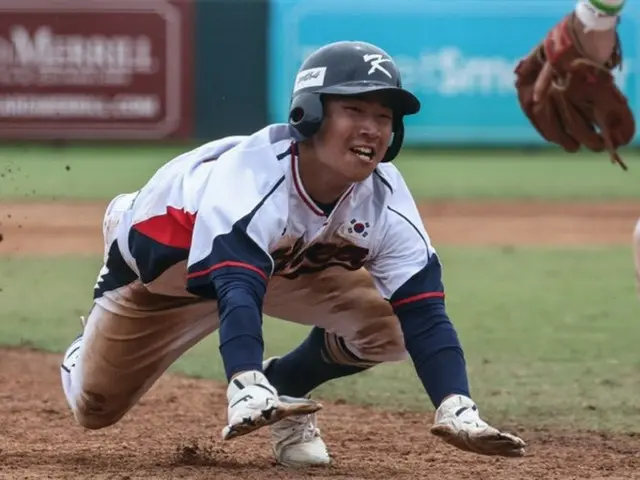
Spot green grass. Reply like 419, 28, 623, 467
2, 247, 638, 432
0, 144, 187, 201
1, 144, 640, 201
2, 142, 639, 433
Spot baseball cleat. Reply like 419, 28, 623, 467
221, 370, 322, 441
61, 333, 84, 373
262, 357, 330, 467
271, 406, 330, 467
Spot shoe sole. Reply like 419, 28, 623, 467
277, 458, 332, 468
276, 454, 332, 469
222, 398, 322, 441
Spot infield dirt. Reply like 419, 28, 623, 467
1, 200, 639, 479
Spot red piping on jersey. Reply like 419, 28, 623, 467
290, 143, 355, 217
391, 292, 445, 308
335, 184, 355, 210
290, 145, 325, 216
187, 261, 268, 281
133, 206, 196, 250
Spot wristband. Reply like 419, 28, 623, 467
575, 0, 623, 31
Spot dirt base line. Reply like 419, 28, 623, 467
1, 200, 639, 256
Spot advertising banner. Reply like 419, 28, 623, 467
0, 0, 193, 140
268, 0, 639, 146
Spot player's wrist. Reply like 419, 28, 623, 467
575, 0, 624, 31
587, 0, 625, 15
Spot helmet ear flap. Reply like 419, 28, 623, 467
382, 120, 405, 163
289, 92, 323, 138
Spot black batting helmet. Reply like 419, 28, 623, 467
288, 40, 420, 163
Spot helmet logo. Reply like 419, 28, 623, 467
363, 54, 392, 79
293, 66, 327, 93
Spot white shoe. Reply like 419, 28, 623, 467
221, 370, 321, 441
263, 357, 331, 467
61, 334, 83, 373
271, 406, 330, 467
60, 333, 84, 405
430, 394, 526, 457
60, 315, 87, 373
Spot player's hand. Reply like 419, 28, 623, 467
514, 12, 635, 170
532, 19, 617, 104
430, 395, 526, 457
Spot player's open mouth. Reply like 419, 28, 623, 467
350, 146, 375, 162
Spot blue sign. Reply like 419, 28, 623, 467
268, 0, 639, 145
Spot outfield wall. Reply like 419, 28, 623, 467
0, 0, 637, 146
268, 0, 639, 147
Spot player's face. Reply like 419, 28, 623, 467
314, 94, 394, 182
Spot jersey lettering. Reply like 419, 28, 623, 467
272, 236, 369, 279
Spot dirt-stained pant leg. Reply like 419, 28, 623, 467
263, 267, 407, 366
64, 192, 219, 430
70, 267, 399, 430
69, 295, 218, 430
634, 217, 640, 297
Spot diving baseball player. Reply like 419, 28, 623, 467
60, 40, 526, 467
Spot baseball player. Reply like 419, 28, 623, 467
515, 1, 638, 294
515, 0, 634, 169
60, 40, 526, 468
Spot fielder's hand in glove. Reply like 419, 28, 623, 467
430, 395, 526, 457
514, 12, 635, 170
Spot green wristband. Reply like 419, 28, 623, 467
588, 0, 625, 16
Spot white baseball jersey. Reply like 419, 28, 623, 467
101, 123, 443, 307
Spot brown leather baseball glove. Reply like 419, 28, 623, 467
515, 13, 635, 170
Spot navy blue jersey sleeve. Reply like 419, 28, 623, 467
366, 167, 470, 407
215, 268, 268, 380
183, 143, 289, 379
390, 256, 471, 407
186, 208, 277, 299
389, 252, 445, 311
185, 171, 287, 300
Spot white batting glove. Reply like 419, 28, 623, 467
430, 395, 526, 457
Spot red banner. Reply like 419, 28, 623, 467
0, 0, 193, 140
